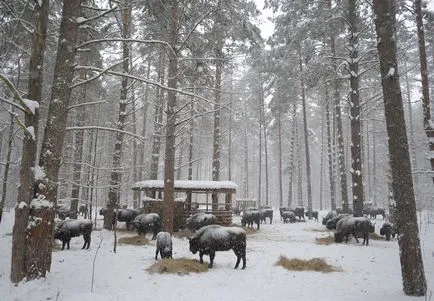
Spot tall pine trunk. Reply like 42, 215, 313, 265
11, 0, 48, 283
414, 0, 434, 184
105, 0, 131, 230
348, 0, 364, 216
373, 0, 427, 295
299, 48, 313, 218
162, 0, 179, 234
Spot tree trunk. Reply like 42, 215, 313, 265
150, 51, 165, 182
278, 99, 283, 208
212, 39, 223, 209
373, 0, 427, 295
138, 58, 152, 180
325, 84, 336, 210
348, 0, 364, 216
414, 0, 434, 183
299, 48, 313, 218
287, 101, 297, 207
327, 0, 348, 212
0, 106, 15, 223
162, 0, 179, 234
105, 0, 131, 231
11, 0, 49, 283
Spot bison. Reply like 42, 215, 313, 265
322, 210, 337, 226
334, 216, 375, 246
305, 210, 319, 222
326, 214, 351, 230
155, 231, 173, 260
241, 209, 261, 230
189, 225, 246, 269
131, 213, 161, 240
363, 206, 386, 219
281, 210, 296, 223
380, 221, 396, 241
259, 206, 273, 224
54, 219, 92, 250
185, 212, 216, 231
117, 208, 141, 230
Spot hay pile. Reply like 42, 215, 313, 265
315, 235, 335, 245
275, 256, 340, 273
147, 258, 208, 275
118, 235, 150, 246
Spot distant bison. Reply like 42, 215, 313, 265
241, 209, 261, 230
305, 210, 319, 222
334, 216, 375, 246
290, 207, 305, 221
322, 210, 337, 226
185, 212, 216, 231
380, 221, 396, 241
259, 206, 273, 224
189, 225, 246, 269
131, 213, 161, 240
279, 207, 289, 221
155, 232, 173, 260
117, 208, 141, 230
363, 206, 386, 219
326, 214, 351, 230
54, 219, 92, 250
281, 210, 296, 223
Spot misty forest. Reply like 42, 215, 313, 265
0, 0, 433, 297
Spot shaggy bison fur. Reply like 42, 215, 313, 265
155, 231, 173, 260
189, 225, 246, 269
54, 219, 92, 250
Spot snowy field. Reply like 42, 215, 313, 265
0, 209, 433, 301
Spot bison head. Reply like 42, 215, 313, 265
188, 237, 199, 254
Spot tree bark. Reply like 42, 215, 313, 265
348, 0, 364, 216
299, 48, 313, 218
105, 0, 131, 230
325, 84, 336, 210
414, 0, 434, 183
373, 0, 427, 296
162, 0, 179, 234
11, 0, 49, 283
327, 0, 348, 212
212, 38, 223, 209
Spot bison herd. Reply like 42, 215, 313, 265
53, 202, 396, 270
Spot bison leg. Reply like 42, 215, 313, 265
61, 240, 66, 250
209, 251, 215, 268
199, 251, 204, 264
126, 221, 130, 230
155, 249, 160, 260
256, 221, 260, 230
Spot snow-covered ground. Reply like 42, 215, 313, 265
0, 209, 433, 301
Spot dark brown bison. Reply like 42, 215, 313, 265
189, 225, 246, 269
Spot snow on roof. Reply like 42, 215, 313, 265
132, 180, 237, 192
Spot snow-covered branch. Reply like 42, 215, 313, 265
71, 59, 126, 89
67, 101, 107, 110
66, 126, 147, 142
76, 38, 176, 59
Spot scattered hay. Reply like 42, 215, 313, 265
275, 256, 340, 273
308, 228, 331, 233
243, 227, 258, 235
315, 235, 335, 245
368, 232, 384, 240
118, 235, 150, 246
147, 258, 208, 275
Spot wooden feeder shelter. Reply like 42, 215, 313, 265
132, 180, 238, 228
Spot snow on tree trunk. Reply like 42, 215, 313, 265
162, 0, 179, 234
299, 48, 313, 218
287, 102, 297, 208
348, 0, 364, 216
414, 0, 434, 184
325, 85, 336, 210
212, 39, 223, 209
373, 0, 427, 296
327, 0, 348, 212
105, 0, 131, 231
